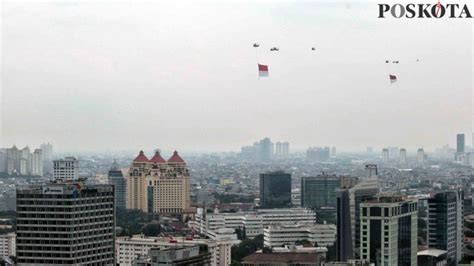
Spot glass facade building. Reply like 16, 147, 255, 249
259, 171, 292, 209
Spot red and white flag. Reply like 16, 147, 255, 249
258, 64, 269, 77
389, 74, 397, 84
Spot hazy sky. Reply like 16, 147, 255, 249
1, 0, 472, 153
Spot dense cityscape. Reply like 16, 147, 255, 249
0, 134, 471, 265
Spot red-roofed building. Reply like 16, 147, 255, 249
133, 150, 149, 163
168, 151, 185, 163
150, 151, 166, 164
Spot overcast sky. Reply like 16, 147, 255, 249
1, 0, 472, 153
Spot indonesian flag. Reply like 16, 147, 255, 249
389, 74, 397, 84
258, 64, 269, 77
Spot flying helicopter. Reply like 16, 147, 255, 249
253, 43, 260, 48
311, 47, 316, 51
270, 47, 279, 51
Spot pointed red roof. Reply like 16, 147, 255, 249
168, 150, 185, 163
150, 150, 166, 163
133, 150, 149, 162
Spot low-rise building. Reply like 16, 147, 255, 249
0, 233, 15, 257
263, 224, 336, 248
132, 245, 211, 266
116, 234, 234, 266
242, 253, 323, 266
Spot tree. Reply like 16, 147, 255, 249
142, 221, 161, 237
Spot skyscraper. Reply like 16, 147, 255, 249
359, 195, 418, 265
53, 157, 79, 181
457, 134, 465, 153
108, 159, 126, 209
301, 173, 341, 210
417, 148, 425, 164
399, 148, 407, 164
282, 141, 290, 156
16, 180, 115, 265
364, 164, 378, 179
258, 137, 273, 161
306, 147, 330, 161
427, 190, 464, 266
127, 150, 192, 219
382, 148, 389, 163
275, 142, 283, 156
40, 143, 53, 162
259, 171, 292, 209
349, 175, 378, 259
336, 189, 353, 262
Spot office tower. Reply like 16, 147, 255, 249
331, 146, 337, 157
417, 148, 425, 164
19, 147, 30, 175
359, 195, 418, 266
2, 146, 43, 176
382, 148, 389, 163
282, 141, 289, 156
349, 176, 378, 259
301, 173, 341, 210
127, 150, 191, 218
306, 147, 330, 161
53, 157, 79, 180
6, 146, 20, 175
366, 147, 373, 154
399, 148, 407, 164
0, 150, 5, 173
40, 143, 53, 162
258, 137, 273, 161
336, 189, 353, 262
259, 171, 292, 208
427, 190, 464, 266
108, 159, 126, 209
275, 142, 283, 156
457, 134, 465, 153
364, 164, 378, 179
16, 180, 115, 265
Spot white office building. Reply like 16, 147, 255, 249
263, 224, 336, 248
195, 207, 316, 239
116, 234, 234, 266
53, 157, 79, 180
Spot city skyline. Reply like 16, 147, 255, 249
1, 0, 472, 152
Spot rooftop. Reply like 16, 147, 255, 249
242, 253, 321, 263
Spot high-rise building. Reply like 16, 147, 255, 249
275, 142, 283, 156
301, 173, 341, 210
108, 159, 126, 209
336, 189, 353, 262
127, 150, 192, 219
364, 164, 378, 179
306, 147, 330, 161
359, 195, 418, 266
31, 149, 43, 176
417, 148, 425, 164
1, 146, 42, 176
282, 141, 290, 156
258, 137, 273, 161
457, 134, 465, 153
331, 146, 337, 157
427, 190, 464, 266
40, 143, 53, 162
382, 148, 389, 163
53, 157, 79, 180
259, 171, 292, 209
349, 177, 378, 259
399, 148, 407, 164
16, 180, 115, 265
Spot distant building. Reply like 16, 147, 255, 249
259, 171, 292, 209
399, 148, 407, 164
16, 180, 115, 265
417, 148, 425, 164
40, 143, 53, 162
108, 159, 126, 209
457, 134, 465, 153
282, 142, 290, 156
364, 164, 378, 179
301, 173, 341, 210
321, 260, 371, 266
359, 195, 418, 265
336, 189, 352, 262
275, 142, 283, 156
306, 147, 330, 161
427, 190, 463, 266
0, 146, 43, 176
53, 157, 78, 180
382, 148, 389, 163
331, 147, 337, 157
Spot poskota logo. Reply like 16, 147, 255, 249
378, 3, 472, 18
